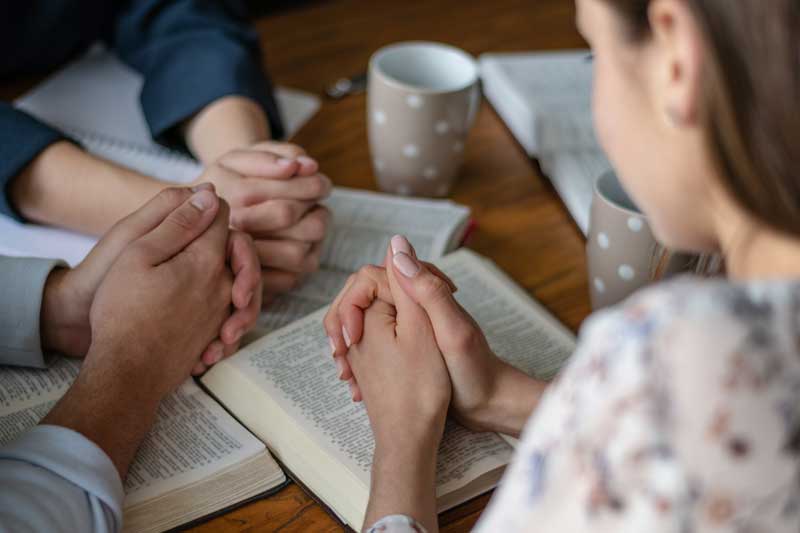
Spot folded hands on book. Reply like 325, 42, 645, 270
186, 140, 333, 298
42, 186, 263, 478
41, 186, 262, 375
324, 235, 548, 440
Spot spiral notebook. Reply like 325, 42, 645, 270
0, 45, 321, 260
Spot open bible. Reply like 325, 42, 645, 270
0, 359, 284, 533
0, 189, 473, 532
201, 248, 576, 529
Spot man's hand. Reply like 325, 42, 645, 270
43, 187, 241, 478
192, 142, 331, 297
40, 185, 262, 373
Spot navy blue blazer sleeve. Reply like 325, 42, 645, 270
110, 0, 285, 146
0, 103, 66, 220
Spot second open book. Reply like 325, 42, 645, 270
201, 247, 576, 528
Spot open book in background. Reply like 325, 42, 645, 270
480, 50, 613, 234
202, 248, 577, 529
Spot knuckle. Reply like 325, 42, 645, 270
451, 323, 483, 353
273, 202, 296, 228
167, 208, 198, 233
286, 242, 309, 266
305, 176, 327, 197
283, 143, 306, 158
306, 208, 330, 241
159, 187, 188, 206
419, 274, 450, 301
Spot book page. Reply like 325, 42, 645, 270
320, 188, 471, 271
256, 188, 471, 333
538, 148, 612, 236
212, 309, 513, 494
480, 50, 595, 155
439, 249, 576, 380
203, 247, 578, 525
0, 361, 267, 507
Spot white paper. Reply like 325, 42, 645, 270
1, 44, 321, 264
255, 187, 470, 333
538, 148, 612, 235
228, 308, 513, 494
480, 49, 612, 237
0, 360, 265, 507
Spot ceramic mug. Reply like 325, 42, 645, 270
587, 171, 691, 309
367, 41, 480, 197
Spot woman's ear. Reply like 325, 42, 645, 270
648, 0, 705, 128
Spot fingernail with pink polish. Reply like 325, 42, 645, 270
297, 155, 317, 166
190, 190, 215, 211
328, 336, 336, 356
277, 157, 294, 167
390, 234, 412, 256
393, 252, 420, 277
335, 357, 345, 379
342, 326, 352, 348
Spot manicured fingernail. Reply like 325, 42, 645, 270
319, 174, 332, 193
391, 235, 411, 256
277, 157, 294, 166
342, 326, 352, 348
190, 190, 215, 211
191, 182, 214, 192
349, 381, 357, 401
335, 356, 345, 379
393, 252, 420, 277
297, 155, 316, 166
328, 336, 336, 356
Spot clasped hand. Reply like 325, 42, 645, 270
191, 141, 331, 299
43, 184, 263, 388
323, 236, 543, 445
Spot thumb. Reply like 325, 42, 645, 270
386, 235, 442, 335
134, 189, 220, 265
388, 235, 471, 342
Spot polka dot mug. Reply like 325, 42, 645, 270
367, 41, 480, 197
587, 171, 676, 309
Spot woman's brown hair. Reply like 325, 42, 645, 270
603, 0, 800, 239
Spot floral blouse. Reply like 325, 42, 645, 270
368, 277, 800, 533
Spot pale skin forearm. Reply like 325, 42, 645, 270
9, 97, 271, 235
479, 362, 548, 438
9, 141, 166, 236
364, 432, 441, 533
183, 96, 272, 165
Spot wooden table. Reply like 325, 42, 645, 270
193, 0, 589, 531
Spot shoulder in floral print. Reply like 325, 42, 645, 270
477, 276, 800, 533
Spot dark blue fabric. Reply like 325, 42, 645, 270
0, 105, 67, 220
0, 0, 283, 221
